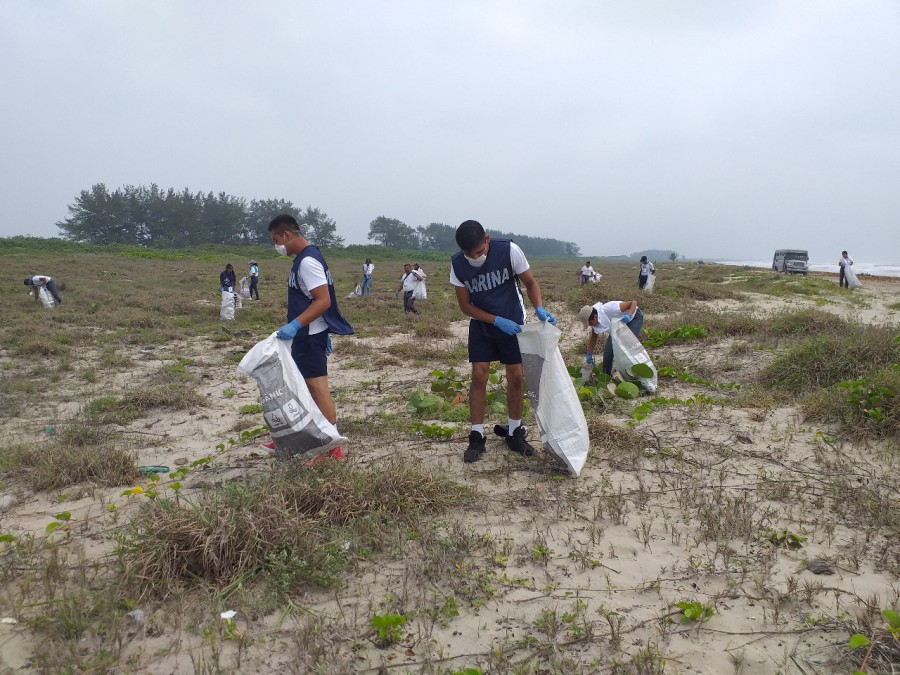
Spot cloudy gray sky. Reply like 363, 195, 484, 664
2, 1, 899, 262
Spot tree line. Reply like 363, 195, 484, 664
368, 217, 580, 257
57, 184, 580, 256
57, 184, 343, 248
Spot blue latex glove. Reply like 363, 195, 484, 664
276, 318, 302, 340
535, 306, 557, 325
493, 316, 522, 336
586, 352, 594, 364
325, 334, 334, 355
621, 312, 633, 324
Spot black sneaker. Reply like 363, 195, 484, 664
463, 431, 486, 463
493, 424, 509, 438
505, 426, 534, 457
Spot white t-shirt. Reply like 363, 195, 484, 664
32, 275, 52, 285
363, 263, 374, 275
449, 242, 530, 287
401, 270, 422, 292
590, 301, 626, 335
640, 262, 655, 276
839, 256, 853, 267
580, 265, 594, 277
293, 257, 329, 335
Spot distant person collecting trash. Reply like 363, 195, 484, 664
397, 263, 424, 313
220, 264, 236, 292
579, 299, 644, 376
24, 275, 62, 305
248, 260, 260, 300
450, 220, 556, 463
838, 251, 854, 288
361, 258, 374, 296
580, 261, 596, 286
263, 214, 355, 459
638, 256, 655, 289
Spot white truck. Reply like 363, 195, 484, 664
772, 249, 809, 275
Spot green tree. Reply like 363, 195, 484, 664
417, 222, 457, 251
302, 206, 344, 248
368, 216, 419, 249
669, 252, 678, 262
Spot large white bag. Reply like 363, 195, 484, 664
220, 291, 235, 321
643, 273, 655, 292
517, 322, 590, 476
239, 276, 251, 300
346, 283, 362, 299
844, 266, 862, 289
413, 281, 427, 300
238, 334, 346, 458
610, 319, 657, 393
38, 286, 56, 309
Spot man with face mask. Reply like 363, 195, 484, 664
264, 214, 354, 459
450, 220, 556, 463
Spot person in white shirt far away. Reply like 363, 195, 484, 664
838, 251, 854, 288
24, 275, 62, 304
361, 258, 374, 296
397, 264, 424, 313
580, 261, 596, 286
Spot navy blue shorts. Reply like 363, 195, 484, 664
467, 320, 522, 365
291, 330, 329, 379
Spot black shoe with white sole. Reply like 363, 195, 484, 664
504, 425, 534, 457
463, 431, 486, 463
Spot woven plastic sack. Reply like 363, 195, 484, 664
238, 334, 346, 458
610, 319, 657, 393
346, 283, 362, 299
38, 286, 56, 309
239, 276, 251, 300
844, 266, 862, 289
517, 322, 589, 476
413, 281, 427, 300
643, 273, 655, 292
220, 291, 235, 321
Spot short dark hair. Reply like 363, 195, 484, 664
225, 264, 233, 270
842, 250, 848, 255
456, 220, 485, 253
268, 214, 302, 236
23, 278, 33, 286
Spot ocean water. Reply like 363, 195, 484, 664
710, 260, 900, 278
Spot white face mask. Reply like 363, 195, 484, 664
465, 254, 487, 267
274, 243, 288, 256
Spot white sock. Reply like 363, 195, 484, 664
472, 424, 484, 437
508, 419, 521, 433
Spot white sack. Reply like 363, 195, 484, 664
220, 291, 235, 321
589, 273, 602, 283
346, 283, 362, 299
610, 319, 657, 393
239, 276, 251, 300
38, 286, 55, 309
517, 322, 590, 476
844, 266, 862, 289
413, 281, 427, 300
643, 273, 655, 292
238, 334, 346, 458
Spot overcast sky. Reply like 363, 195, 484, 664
2, 1, 899, 262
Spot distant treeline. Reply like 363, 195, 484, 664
368, 217, 580, 257
55, 184, 580, 257
57, 184, 344, 248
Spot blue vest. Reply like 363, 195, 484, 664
451, 239, 525, 324
288, 245, 354, 336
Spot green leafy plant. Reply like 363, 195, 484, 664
631, 363, 654, 379
413, 422, 454, 439
430, 368, 468, 402
849, 608, 900, 674
615, 382, 640, 400
840, 377, 895, 422
406, 389, 443, 414
239, 403, 263, 414
643, 325, 708, 347
768, 529, 807, 549
371, 612, 406, 646
658, 366, 739, 389
675, 600, 715, 624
